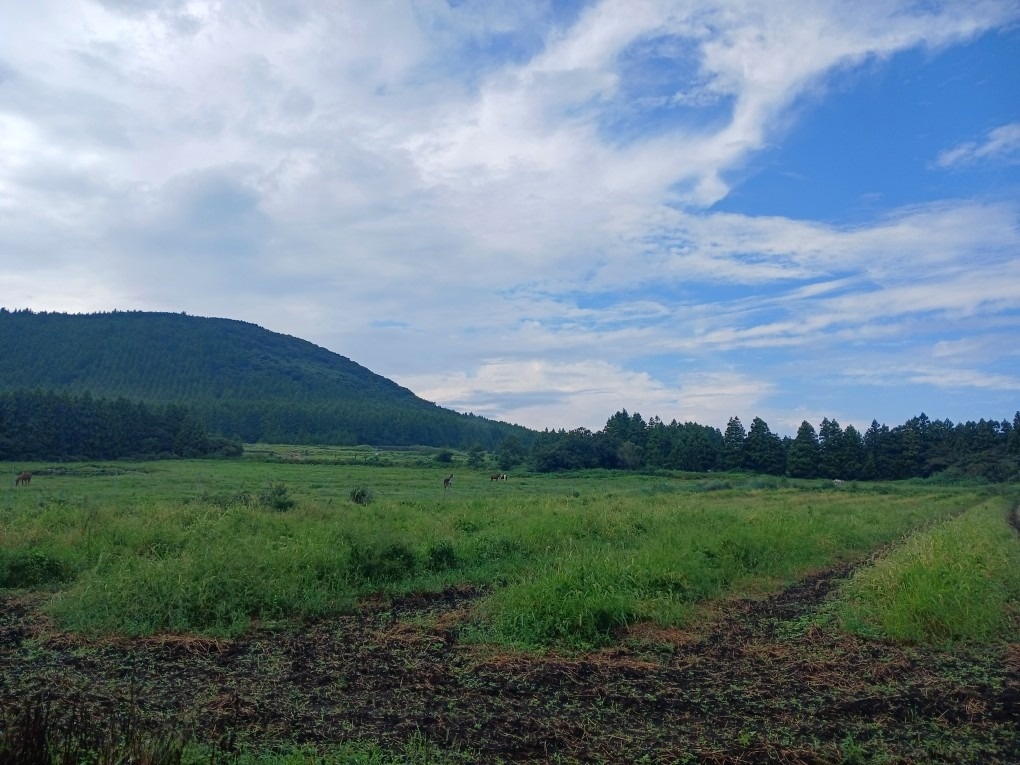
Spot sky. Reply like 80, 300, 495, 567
1, 0, 1018, 435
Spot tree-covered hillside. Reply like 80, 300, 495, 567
0, 309, 533, 449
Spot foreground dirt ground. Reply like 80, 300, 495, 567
1, 562, 1017, 764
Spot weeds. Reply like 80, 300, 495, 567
836, 498, 1020, 644
258, 482, 295, 511
0, 550, 69, 588
349, 486, 373, 505
0, 700, 188, 765
349, 541, 418, 583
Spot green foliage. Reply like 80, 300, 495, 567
722, 416, 747, 470
787, 421, 820, 478
745, 416, 785, 475
495, 435, 526, 470
349, 486, 373, 505
480, 557, 636, 649
0, 702, 188, 765
465, 443, 485, 468
0, 389, 233, 461
348, 541, 418, 583
425, 541, 459, 571
836, 499, 1020, 644
0, 550, 69, 588
258, 481, 295, 511
525, 408, 1020, 482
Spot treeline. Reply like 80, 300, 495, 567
0, 390, 242, 461
517, 410, 1020, 482
192, 400, 531, 450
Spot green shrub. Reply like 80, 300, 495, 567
349, 486, 373, 505
481, 558, 635, 649
695, 479, 732, 492
0, 551, 69, 588
0, 702, 188, 765
258, 482, 295, 511
348, 542, 418, 583
426, 541, 458, 571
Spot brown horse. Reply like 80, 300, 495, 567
15, 471, 31, 486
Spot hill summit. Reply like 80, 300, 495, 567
0, 309, 531, 448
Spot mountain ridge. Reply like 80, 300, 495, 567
0, 308, 532, 449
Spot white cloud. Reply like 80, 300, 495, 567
936, 122, 1020, 168
0, 1, 1017, 433
401, 358, 772, 431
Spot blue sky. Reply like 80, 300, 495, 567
0, 0, 1017, 434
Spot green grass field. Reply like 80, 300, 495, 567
1, 452, 1018, 764
2, 452, 1015, 648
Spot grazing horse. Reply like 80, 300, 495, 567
490, 473, 507, 481
443, 474, 453, 491
15, 471, 31, 486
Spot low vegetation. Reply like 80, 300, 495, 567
837, 498, 1020, 644
0, 454, 1016, 763
0, 459, 1003, 645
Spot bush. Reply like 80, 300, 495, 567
348, 542, 417, 583
349, 486, 373, 505
258, 482, 294, 511
426, 541, 459, 571
0, 551, 68, 588
694, 479, 732, 492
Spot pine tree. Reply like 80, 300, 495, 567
722, 416, 747, 471
818, 418, 845, 478
787, 421, 820, 478
746, 417, 785, 475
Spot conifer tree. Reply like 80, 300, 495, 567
787, 420, 820, 478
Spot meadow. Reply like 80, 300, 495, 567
0, 449, 1017, 763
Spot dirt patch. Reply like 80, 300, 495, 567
1, 565, 1017, 764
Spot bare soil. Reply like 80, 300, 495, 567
1, 561, 1017, 764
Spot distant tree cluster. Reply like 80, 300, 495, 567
194, 399, 529, 451
0, 390, 242, 461
527, 410, 1020, 482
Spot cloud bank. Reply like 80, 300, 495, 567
1, 0, 1018, 433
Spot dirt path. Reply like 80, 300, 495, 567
1, 561, 1017, 764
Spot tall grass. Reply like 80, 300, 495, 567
475, 488, 978, 648
835, 498, 1020, 644
0, 459, 993, 646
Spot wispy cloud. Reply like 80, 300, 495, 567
935, 122, 1020, 168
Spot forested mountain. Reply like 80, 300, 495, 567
0, 309, 533, 449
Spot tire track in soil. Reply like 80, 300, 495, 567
1, 559, 1017, 764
